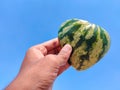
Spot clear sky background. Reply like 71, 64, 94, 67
0, 0, 120, 90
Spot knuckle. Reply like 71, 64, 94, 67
26, 46, 37, 55
27, 47, 35, 52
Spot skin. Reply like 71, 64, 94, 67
5, 38, 72, 90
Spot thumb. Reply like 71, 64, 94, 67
57, 44, 72, 66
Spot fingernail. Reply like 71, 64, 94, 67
63, 44, 72, 52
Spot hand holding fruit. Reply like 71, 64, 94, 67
5, 38, 72, 90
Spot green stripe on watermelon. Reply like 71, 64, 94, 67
98, 27, 110, 60
68, 25, 92, 66
59, 23, 81, 41
76, 25, 98, 70
58, 19, 79, 33
73, 25, 91, 49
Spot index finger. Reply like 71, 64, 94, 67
35, 38, 60, 51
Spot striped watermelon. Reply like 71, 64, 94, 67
58, 19, 110, 71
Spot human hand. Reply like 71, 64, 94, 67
5, 38, 72, 90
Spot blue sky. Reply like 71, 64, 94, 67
0, 0, 120, 90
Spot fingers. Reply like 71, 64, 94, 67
47, 46, 61, 54
42, 44, 72, 70
21, 38, 60, 69
57, 44, 72, 66
35, 38, 60, 52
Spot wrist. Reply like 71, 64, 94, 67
5, 75, 32, 90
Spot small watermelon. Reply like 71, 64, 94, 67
58, 19, 110, 71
